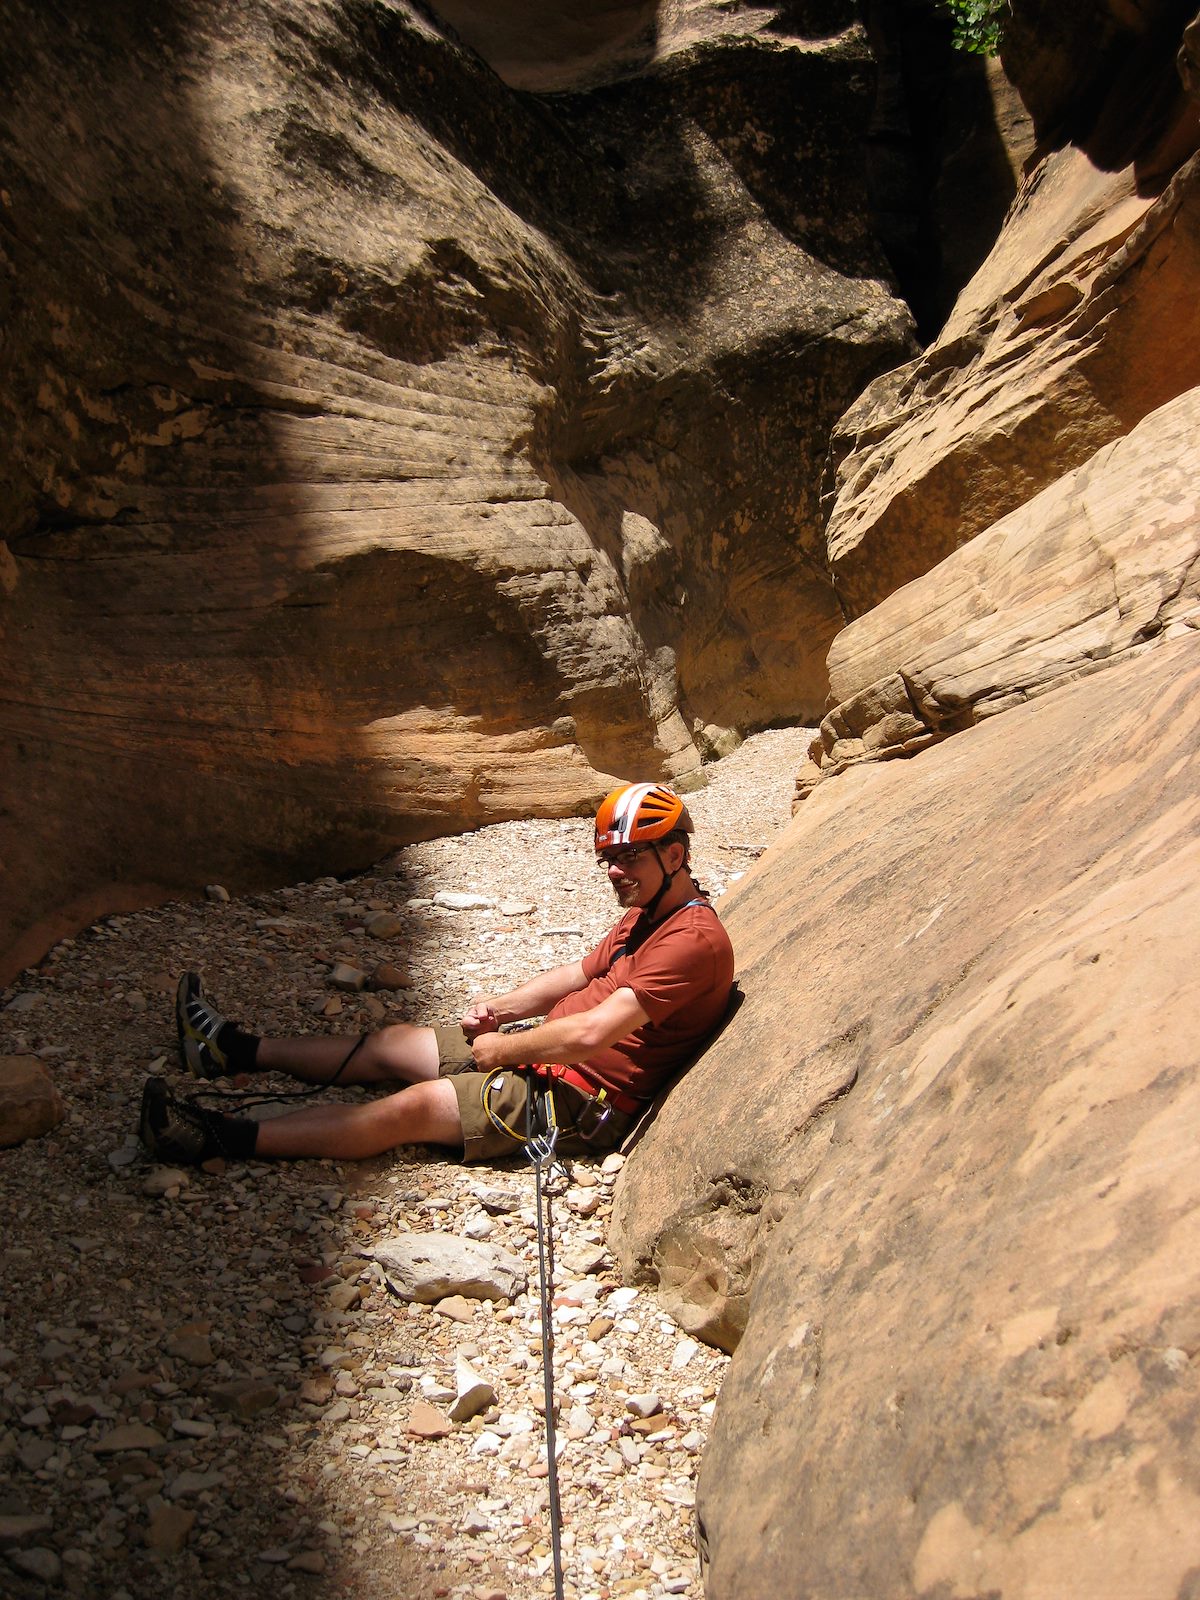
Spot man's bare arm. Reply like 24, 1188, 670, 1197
460, 960, 589, 1037
469, 986, 648, 1071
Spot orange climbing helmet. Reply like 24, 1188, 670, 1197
594, 783, 694, 851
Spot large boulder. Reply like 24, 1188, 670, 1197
0, 1055, 65, 1147
823, 2, 1200, 619
801, 384, 1200, 793
612, 631, 1200, 1595
0, 0, 912, 981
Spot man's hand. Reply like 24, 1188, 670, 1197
469, 1029, 509, 1071
469, 986, 648, 1072
461, 999, 498, 1040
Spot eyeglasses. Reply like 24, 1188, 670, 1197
595, 845, 654, 871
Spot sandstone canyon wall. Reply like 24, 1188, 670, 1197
613, 2, 1200, 1594
617, 633, 1200, 1599
5, 3, 1200, 1592
0, 0, 914, 979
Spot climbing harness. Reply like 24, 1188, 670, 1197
479, 1060, 638, 1151
525, 1077, 567, 1600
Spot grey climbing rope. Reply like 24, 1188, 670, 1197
525, 1082, 566, 1600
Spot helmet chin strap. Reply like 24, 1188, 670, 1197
641, 844, 677, 921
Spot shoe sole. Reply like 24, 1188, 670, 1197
175, 972, 198, 1060
139, 1077, 166, 1153
176, 971, 219, 1079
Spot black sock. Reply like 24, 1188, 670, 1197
201, 1109, 259, 1160
217, 1024, 261, 1072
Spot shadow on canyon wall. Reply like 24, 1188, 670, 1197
1, 0, 924, 976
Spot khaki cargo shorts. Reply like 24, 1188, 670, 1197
433, 1024, 635, 1163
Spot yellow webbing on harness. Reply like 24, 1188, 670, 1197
480, 1065, 559, 1145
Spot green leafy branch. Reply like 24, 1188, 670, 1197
940, 0, 1008, 56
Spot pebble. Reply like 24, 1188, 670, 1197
145, 1504, 196, 1555
407, 1401, 453, 1439
450, 1357, 497, 1423
369, 962, 411, 990
626, 1393, 664, 1419
94, 1423, 166, 1454
142, 1165, 189, 1196
0, 729, 807, 1600
10, 1547, 62, 1583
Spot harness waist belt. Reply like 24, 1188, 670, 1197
532, 1064, 644, 1117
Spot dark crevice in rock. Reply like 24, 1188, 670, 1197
860, 0, 1028, 341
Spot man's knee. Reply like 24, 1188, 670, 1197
369, 1022, 440, 1080
373, 1076, 464, 1147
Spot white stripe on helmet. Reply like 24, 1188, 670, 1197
611, 782, 657, 840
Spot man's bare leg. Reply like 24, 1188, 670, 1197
253, 1076, 463, 1160
255, 1023, 441, 1086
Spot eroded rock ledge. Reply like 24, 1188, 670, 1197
798, 384, 1200, 796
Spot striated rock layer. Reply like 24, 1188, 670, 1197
613, 632, 1200, 1596
0, 0, 913, 979
800, 385, 1200, 792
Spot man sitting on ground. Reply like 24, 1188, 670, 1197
139, 782, 735, 1167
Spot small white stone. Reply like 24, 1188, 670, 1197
449, 1357, 496, 1422
142, 1168, 189, 1197
625, 1393, 663, 1419
432, 891, 495, 911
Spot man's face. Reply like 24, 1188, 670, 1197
596, 842, 676, 908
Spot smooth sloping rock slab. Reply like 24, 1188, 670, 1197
802, 385, 1200, 792
371, 1234, 527, 1303
613, 634, 1200, 1598
0, 1055, 65, 1147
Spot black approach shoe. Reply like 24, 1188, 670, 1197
139, 1076, 214, 1165
176, 971, 230, 1079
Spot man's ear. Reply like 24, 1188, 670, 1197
664, 838, 688, 873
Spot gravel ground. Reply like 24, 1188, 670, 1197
0, 729, 808, 1600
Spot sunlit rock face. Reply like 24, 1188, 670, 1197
0, 0, 913, 977
823, 0, 1200, 620
800, 386, 1200, 794
606, 11, 1200, 1593
614, 633, 1200, 1597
